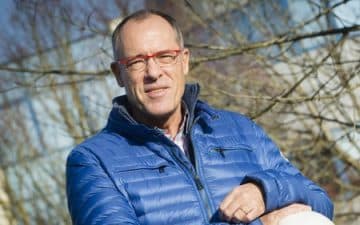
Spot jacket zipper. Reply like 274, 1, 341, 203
194, 174, 213, 222
165, 143, 212, 222
155, 127, 213, 223
189, 122, 213, 222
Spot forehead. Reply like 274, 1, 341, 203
119, 15, 179, 56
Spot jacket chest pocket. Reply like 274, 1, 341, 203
203, 145, 262, 190
112, 160, 196, 219
210, 144, 256, 162
205, 144, 263, 175
113, 161, 172, 205
113, 160, 170, 184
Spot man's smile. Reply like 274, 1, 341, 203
144, 86, 169, 98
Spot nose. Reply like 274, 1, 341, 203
145, 58, 161, 81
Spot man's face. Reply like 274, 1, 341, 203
112, 15, 189, 122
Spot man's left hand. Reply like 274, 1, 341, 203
219, 183, 265, 223
260, 203, 312, 225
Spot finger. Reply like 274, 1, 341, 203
219, 188, 238, 210
231, 183, 265, 217
219, 189, 240, 219
227, 201, 258, 221
231, 209, 250, 223
244, 208, 259, 222
220, 198, 242, 221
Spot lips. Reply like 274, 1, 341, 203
144, 86, 169, 98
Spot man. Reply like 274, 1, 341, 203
66, 10, 333, 225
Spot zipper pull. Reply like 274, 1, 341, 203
195, 176, 204, 190
159, 165, 165, 173
214, 148, 225, 158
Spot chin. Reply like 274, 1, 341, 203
146, 108, 174, 119
144, 104, 177, 119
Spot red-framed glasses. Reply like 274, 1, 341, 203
118, 49, 183, 72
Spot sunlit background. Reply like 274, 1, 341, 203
0, 0, 359, 224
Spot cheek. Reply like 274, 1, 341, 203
124, 74, 142, 89
176, 69, 186, 86
123, 76, 143, 97
167, 66, 185, 82
172, 70, 186, 97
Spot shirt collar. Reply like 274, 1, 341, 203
158, 101, 189, 140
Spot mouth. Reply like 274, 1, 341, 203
144, 86, 168, 98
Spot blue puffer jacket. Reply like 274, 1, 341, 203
66, 84, 333, 225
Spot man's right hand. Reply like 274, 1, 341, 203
219, 183, 265, 223
260, 203, 311, 225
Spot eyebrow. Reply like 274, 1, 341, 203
123, 54, 145, 62
130, 54, 144, 59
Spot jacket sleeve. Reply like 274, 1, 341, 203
240, 121, 334, 220
66, 148, 140, 225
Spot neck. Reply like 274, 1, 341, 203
130, 105, 183, 138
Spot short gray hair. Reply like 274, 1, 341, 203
112, 9, 184, 61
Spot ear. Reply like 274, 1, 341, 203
181, 48, 190, 75
111, 62, 124, 87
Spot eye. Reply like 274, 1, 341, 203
159, 53, 174, 58
126, 58, 145, 68
156, 53, 176, 63
159, 53, 175, 58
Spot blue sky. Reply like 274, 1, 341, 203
0, 0, 15, 62
0, 0, 358, 64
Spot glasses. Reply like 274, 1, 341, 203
118, 49, 183, 72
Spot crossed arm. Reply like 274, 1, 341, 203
220, 183, 312, 224
218, 119, 334, 224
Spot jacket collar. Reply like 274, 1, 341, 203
105, 83, 200, 136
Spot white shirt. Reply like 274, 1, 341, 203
161, 103, 189, 157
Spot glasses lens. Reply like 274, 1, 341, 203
121, 50, 181, 72
126, 58, 146, 71
155, 51, 179, 65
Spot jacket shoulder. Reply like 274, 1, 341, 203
195, 101, 268, 147
197, 100, 256, 127
66, 130, 132, 165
